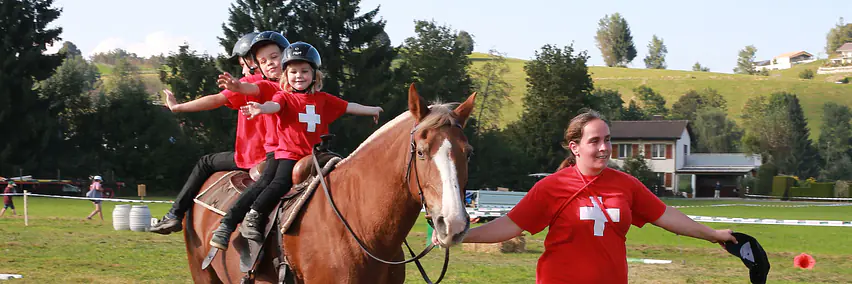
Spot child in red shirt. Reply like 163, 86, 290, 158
1, 181, 17, 217
457, 110, 737, 283
150, 31, 289, 234
210, 42, 383, 249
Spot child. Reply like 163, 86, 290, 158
1, 181, 17, 217
85, 176, 104, 220
150, 31, 289, 234
210, 42, 383, 249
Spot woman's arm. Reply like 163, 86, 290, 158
459, 215, 524, 244
652, 206, 737, 244
164, 90, 228, 113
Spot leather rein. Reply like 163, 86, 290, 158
312, 121, 461, 284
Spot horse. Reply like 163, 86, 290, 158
184, 83, 476, 283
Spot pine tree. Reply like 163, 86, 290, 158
217, 0, 291, 74
0, 0, 64, 176
595, 13, 637, 67
818, 102, 852, 180
780, 94, 821, 178
643, 35, 667, 69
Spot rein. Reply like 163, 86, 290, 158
312, 121, 460, 283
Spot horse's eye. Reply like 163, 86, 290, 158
416, 149, 425, 159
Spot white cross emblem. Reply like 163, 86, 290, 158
579, 196, 620, 236
299, 105, 321, 132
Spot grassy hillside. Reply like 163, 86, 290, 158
469, 53, 852, 138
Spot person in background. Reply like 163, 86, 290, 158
1, 181, 17, 217
715, 180, 722, 198
85, 176, 104, 220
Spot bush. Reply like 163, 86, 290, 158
790, 182, 834, 198
756, 163, 778, 195
772, 175, 796, 199
835, 181, 850, 198
798, 69, 815, 79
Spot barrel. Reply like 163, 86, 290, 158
112, 204, 131, 231
129, 205, 152, 232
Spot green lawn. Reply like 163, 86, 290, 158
1, 197, 850, 283
469, 53, 852, 139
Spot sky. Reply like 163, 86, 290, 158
48, 0, 852, 73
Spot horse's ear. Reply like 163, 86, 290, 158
408, 83, 429, 122
454, 92, 477, 127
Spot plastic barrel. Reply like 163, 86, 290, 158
129, 205, 152, 232
112, 204, 131, 231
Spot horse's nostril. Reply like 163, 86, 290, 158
435, 216, 445, 227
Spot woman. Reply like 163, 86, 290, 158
456, 110, 737, 283
85, 175, 104, 220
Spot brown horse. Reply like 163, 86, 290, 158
185, 84, 475, 283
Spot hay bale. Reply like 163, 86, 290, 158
462, 235, 526, 253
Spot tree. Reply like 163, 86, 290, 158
456, 30, 475, 55
781, 93, 821, 179
817, 102, 852, 180
692, 108, 742, 153
470, 49, 512, 133
622, 156, 658, 191
217, 0, 291, 75
393, 20, 473, 109
621, 99, 646, 120
595, 13, 637, 67
633, 85, 667, 117
670, 88, 726, 121
0, 0, 64, 176
799, 69, 815, 79
692, 62, 710, 72
506, 44, 593, 174
58, 41, 81, 57
733, 45, 758, 75
643, 35, 667, 69
159, 45, 236, 155
825, 17, 852, 55
589, 88, 624, 121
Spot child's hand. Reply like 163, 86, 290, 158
217, 72, 240, 92
371, 106, 383, 124
241, 102, 263, 120
163, 89, 179, 112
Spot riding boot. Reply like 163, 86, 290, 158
150, 212, 183, 235
240, 209, 265, 242
210, 223, 234, 250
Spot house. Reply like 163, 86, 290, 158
609, 119, 761, 198
755, 51, 814, 71
830, 43, 852, 65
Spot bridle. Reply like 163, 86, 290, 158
313, 121, 465, 283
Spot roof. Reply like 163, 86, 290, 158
754, 60, 771, 66
837, 43, 852, 52
678, 153, 762, 174
774, 51, 812, 59
610, 120, 689, 139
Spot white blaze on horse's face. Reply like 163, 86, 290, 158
432, 138, 469, 246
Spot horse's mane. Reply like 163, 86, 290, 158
342, 102, 460, 163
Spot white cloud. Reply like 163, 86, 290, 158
88, 31, 209, 58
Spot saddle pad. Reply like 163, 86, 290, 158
279, 157, 342, 234
193, 171, 253, 216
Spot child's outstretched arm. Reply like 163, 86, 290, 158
242, 101, 281, 120
346, 103, 383, 124
218, 72, 260, 96
162, 89, 228, 113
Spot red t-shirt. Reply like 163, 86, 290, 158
222, 74, 277, 169
507, 166, 667, 284
269, 91, 349, 160
3, 186, 13, 204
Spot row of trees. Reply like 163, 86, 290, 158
3, 0, 848, 194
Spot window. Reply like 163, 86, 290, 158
651, 144, 666, 159
683, 145, 688, 157
655, 173, 666, 186
618, 144, 632, 158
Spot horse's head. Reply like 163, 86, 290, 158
406, 84, 475, 247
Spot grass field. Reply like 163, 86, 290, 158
469, 53, 852, 139
1, 196, 850, 283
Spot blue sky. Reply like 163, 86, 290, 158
49, 0, 851, 73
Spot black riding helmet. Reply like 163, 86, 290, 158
231, 32, 259, 74
281, 42, 322, 92
249, 31, 291, 80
